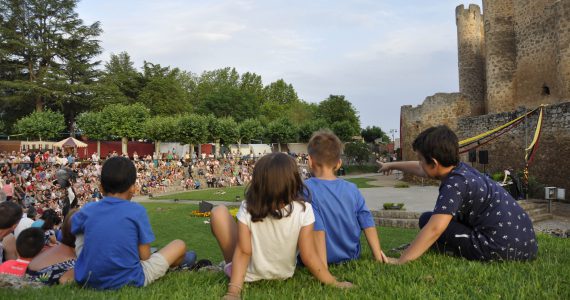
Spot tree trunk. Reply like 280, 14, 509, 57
215, 138, 221, 158
121, 137, 128, 156
190, 144, 194, 160
35, 96, 43, 112
155, 141, 161, 156
278, 142, 282, 152
97, 141, 101, 158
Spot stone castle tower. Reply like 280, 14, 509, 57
400, 1, 570, 193
456, 0, 570, 114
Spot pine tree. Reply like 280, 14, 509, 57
0, 0, 102, 133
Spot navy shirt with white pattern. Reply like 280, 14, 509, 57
434, 163, 538, 260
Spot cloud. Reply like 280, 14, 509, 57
76, 0, 482, 131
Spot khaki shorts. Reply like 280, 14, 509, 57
141, 252, 170, 286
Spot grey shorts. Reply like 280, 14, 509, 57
141, 252, 170, 286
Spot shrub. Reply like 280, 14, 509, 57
383, 203, 405, 210
394, 182, 410, 188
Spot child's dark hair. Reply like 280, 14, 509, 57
41, 209, 62, 231
412, 125, 459, 167
307, 130, 342, 168
101, 156, 136, 194
16, 227, 44, 258
245, 152, 306, 222
0, 201, 23, 229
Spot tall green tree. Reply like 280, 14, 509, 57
15, 110, 66, 140
266, 117, 298, 152
260, 79, 301, 123
76, 110, 107, 156
193, 68, 263, 122
178, 114, 208, 158
238, 118, 264, 144
298, 119, 329, 142
0, 0, 102, 119
102, 52, 141, 102
218, 117, 239, 146
331, 120, 358, 142
317, 95, 360, 134
91, 52, 139, 108
144, 115, 181, 155
344, 142, 371, 165
138, 62, 192, 115
263, 79, 299, 105
99, 103, 150, 154
361, 126, 389, 143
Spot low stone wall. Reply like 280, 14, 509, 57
456, 101, 570, 194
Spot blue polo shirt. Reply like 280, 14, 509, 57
305, 178, 376, 264
71, 196, 155, 290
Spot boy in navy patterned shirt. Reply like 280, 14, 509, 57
380, 126, 537, 263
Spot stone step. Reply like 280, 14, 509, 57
372, 210, 421, 219
526, 207, 549, 216
375, 218, 419, 229
519, 202, 545, 210
531, 214, 553, 223
518, 200, 548, 211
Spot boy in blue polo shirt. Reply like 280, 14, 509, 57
72, 157, 196, 290
305, 131, 386, 265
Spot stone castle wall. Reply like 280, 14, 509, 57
556, 0, 570, 99
456, 4, 486, 107
454, 1, 570, 113
482, 0, 517, 113
400, 93, 476, 163
456, 102, 570, 194
513, 0, 569, 108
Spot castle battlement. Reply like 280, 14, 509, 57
455, 4, 483, 22
400, 1, 570, 196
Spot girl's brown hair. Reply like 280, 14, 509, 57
60, 209, 78, 247
245, 152, 307, 222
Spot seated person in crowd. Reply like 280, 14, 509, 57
0, 202, 22, 262
26, 209, 78, 285
0, 227, 44, 277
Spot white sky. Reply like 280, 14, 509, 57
76, 0, 483, 132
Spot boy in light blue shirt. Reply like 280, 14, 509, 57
72, 157, 196, 290
305, 131, 386, 265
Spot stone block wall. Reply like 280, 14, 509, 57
513, 0, 567, 107
556, 0, 570, 99
400, 93, 475, 162
456, 102, 570, 194
482, 0, 517, 113
456, 4, 486, 105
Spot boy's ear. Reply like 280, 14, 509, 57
334, 159, 342, 171
430, 158, 441, 169
98, 184, 106, 195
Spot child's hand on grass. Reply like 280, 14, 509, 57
335, 281, 354, 288
383, 256, 401, 265
223, 292, 240, 300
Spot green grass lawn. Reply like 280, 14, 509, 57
3, 203, 569, 299
154, 178, 379, 202
154, 186, 246, 202
345, 177, 380, 188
